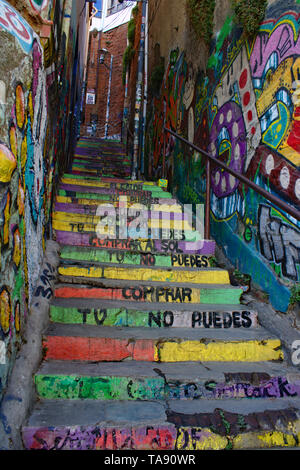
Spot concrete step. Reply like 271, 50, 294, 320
55, 234, 216, 256
57, 262, 230, 285
34, 360, 300, 401
59, 245, 213, 268
58, 184, 173, 199
60, 177, 162, 192
71, 168, 131, 178
53, 280, 243, 305
55, 200, 184, 213
54, 203, 186, 218
50, 298, 259, 329
22, 397, 300, 450
52, 210, 194, 231
57, 189, 175, 204
42, 323, 283, 363
56, 194, 179, 208
72, 157, 131, 165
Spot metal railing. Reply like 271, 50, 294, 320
164, 126, 300, 239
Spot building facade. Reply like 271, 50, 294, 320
82, 0, 136, 140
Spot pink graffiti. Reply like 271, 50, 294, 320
0, 0, 33, 52
250, 16, 300, 78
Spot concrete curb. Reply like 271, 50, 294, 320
242, 293, 300, 368
0, 240, 60, 450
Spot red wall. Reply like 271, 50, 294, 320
83, 22, 128, 139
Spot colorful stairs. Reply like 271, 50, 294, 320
22, 138, 300, 450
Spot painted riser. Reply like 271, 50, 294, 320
53, 213, 194, 231
34, 372, 300, 401
54, 205, 188, 219
54, 284, 243, 305
49, 305, 258, 329
55, 201, 183, 214
58, 185, 172, 198
42, 335, 283, 362
60, 178, 162, 192
22, 398, 300, 450
54, 232, 216, 255
22, 424, 300, 450
58, 190, 174, 203
57, 264, 230, 285
59, 246, 213, 269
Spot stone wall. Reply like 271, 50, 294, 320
0, 0, 89, 407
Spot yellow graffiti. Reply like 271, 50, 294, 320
56, 196, 183, 213
176, 428, 228, 450
0, 288, 11, 335
3, 191, 11, 245
0, 143, 17, 183
52, 213, 193, 231
18, 179, 25, 216
155, 339, 283, 362
9, 125, 18, 159
21, 134, 27, 170
58, 265, 229, 285
15, 84, 25, 130
256, 56, 300, 166
12, 228, 21, 268
14, 302, 20, 334
233, 427, 300, 449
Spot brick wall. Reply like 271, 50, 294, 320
83, 22, 128, 139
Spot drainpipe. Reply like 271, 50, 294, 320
139, 0, 148, 177
131, 0, 147, 180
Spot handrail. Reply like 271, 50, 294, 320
164, 126, 300, 238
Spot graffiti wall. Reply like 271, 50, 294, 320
0, 0, 88, 401
146, 0, 300, 312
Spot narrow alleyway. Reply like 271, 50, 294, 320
20, 137, 300, 450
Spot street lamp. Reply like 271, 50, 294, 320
99, 48, 114, 139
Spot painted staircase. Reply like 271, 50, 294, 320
22, 137, 300, 450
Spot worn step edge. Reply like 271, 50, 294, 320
59, 247, 213, 269
54, 232, 216, 255
57, 264, 230, 285
50, 298, 255, 311
57, 191, 176, 203
34, 360, 300, 401
54, 202, 184, 215
54, 281, 243, 305
22, 398, 300, 450
60, 179, 162, 193
49, 304, 258, 329
56, 195, 182, 209
42, 324, 283, 362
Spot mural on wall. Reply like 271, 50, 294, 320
0, 3, 48, 399
146, 0, 300, 311
0, 0, 82, 400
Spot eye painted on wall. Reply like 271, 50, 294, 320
0, 286, 11, 336
17, 178, 25, 216
12, 225, 22, 269
14, 300, 21, 335
9, 121, 18, 159
15, 83, 26, 131
2, 189, 11, 247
